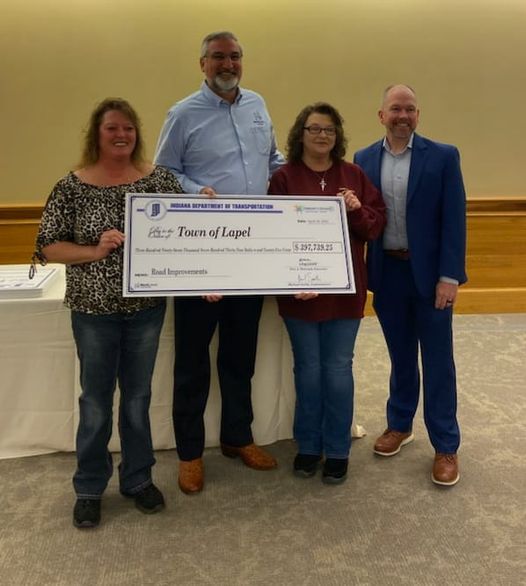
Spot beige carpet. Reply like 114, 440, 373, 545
1, 314, 525, 585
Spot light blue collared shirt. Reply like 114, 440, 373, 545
154, 81, 284, 195
380, 134, 413, 250
380, 134, 458, 285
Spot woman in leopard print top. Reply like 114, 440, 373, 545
36, 167, 181, 314
34, 98, 183, 529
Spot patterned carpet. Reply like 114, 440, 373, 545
1, 314, 525, 585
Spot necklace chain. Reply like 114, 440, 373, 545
312, 169, 329, 191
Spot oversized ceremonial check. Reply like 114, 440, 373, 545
123, 194, 355, 297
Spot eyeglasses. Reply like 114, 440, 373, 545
207, 52, 242, 62
303, 125, 337, 136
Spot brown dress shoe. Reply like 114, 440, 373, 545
178, 458, 204, 494
432, 453, 460, 486
221, 443, 277, 470
373, 429, 414, 456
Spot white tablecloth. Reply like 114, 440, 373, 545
0, 265, 297, 459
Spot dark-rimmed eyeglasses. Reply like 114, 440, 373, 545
303, 125, 337, 136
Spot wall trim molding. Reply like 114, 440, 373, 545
0, 205, 43, 221
2, 196, 525, 220
467, 196, 526, 215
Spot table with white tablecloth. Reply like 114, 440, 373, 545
0, 265, 298, 459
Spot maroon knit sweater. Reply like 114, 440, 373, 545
268, 160, 386, 321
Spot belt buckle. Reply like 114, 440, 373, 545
385, 249, 410, 260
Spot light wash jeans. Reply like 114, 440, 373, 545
71, 302, 165, 498
284, 317, 361, 459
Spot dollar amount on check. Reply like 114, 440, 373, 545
292, 242, 341, 253
123, 194, 356, 296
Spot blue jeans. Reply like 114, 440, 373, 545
71, 302, 165, 498
284, 317, 361, 459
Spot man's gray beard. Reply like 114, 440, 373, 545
213, 75, 239, 92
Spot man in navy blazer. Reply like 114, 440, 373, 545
354, 84, 467, 486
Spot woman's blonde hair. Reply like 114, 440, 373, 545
78, 97, 145, 167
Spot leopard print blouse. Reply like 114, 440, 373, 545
35, 166, 183, 314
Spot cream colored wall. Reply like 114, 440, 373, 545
1, 0, 525, 204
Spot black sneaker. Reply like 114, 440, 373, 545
73, 499, 101, 529
128, 483, 165, 514
322, 458, 348, 485
293, 454, 321, 478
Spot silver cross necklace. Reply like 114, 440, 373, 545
309, 165, 332, 191
305, 160, 332, 191
313, 169, 329, 191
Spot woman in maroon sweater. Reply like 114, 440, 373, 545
268, 102, 386, 483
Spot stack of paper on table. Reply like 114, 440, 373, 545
0, 265, 60, 299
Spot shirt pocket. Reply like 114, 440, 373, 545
250, 126, 271, 155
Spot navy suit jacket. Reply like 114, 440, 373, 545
354, 134, 467, 298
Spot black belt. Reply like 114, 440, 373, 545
384, 249, 410, 260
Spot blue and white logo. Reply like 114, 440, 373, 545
144, 199, 167, 221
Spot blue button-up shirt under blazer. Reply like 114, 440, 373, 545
380, 134, 413, 250
154, 82, 284, 195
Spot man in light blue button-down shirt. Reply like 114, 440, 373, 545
154, 31, 284, 494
